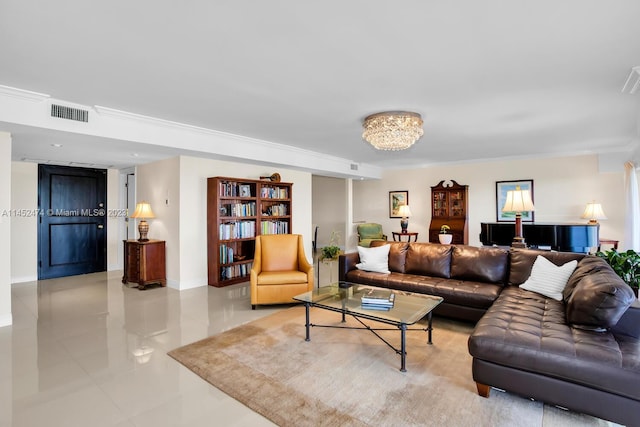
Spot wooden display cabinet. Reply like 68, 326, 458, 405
207, 176, 293, 287
429, 180, 469, 244
122, 240, 166, 290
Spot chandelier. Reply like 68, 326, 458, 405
362, 111, 424, 151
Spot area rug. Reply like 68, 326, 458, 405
168, 306, 615, 427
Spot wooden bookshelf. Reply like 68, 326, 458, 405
207, 176, 293, 287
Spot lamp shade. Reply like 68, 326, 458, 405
502, 189, 535, 213
130, 202, 155, 219
397, 205, 412, 217
581, 202, 606, 224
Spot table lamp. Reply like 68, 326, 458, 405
581, 201, 607, 224
131, 202, 155, 241
398, 205, 412, 233
502, 187, 535, 248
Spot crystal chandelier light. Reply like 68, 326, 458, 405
362, 111, 424, 151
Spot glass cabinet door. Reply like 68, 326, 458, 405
432, 191, 448, 217
449, 190, 465, 218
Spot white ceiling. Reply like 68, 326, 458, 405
1, 1, 640, 172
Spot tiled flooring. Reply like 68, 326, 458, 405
2, 259, 338, 427
2, 273, 277, 426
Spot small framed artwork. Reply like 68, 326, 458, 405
239, 185, 251, 198
496, 180, 534, 222
389, 191, 409, 218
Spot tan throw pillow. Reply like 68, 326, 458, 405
519, 255, 578, 301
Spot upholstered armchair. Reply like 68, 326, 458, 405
357, 223, 388, 247
250, 234, 314, 309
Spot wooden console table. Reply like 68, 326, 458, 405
392, 231, 419, 242
122, 240, 166, 290
598, 238, 619, 252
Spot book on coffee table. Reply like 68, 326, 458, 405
361, 288, 395, 309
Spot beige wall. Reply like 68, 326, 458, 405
136, 155, 313, 290
135, 156, 181, 286
353, 154, 627, 249
312, 176, 348, 249
0, 133, 12, 326
10, 162, 38, 283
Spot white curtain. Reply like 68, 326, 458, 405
624, 161, 640, 251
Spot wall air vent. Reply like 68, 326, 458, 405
51, 104, 89, 122
350, 163, 358, 171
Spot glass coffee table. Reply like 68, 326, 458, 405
293, 282, 443, 372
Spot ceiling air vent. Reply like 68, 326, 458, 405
350, 163, 358, 171
51, 104, 88, 122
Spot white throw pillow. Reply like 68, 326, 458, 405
519, 255, 578, 301
356, 244, 391, 274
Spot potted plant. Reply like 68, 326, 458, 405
438, 225, 453, 244
320, 231, 342, 261
596, 248, 640, 297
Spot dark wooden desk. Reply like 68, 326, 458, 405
392, 232, 418, 242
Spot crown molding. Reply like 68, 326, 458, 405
0, 85, 50, 102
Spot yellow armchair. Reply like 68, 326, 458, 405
250, 234, 314, 309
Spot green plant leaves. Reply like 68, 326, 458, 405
596, 249, 640, 289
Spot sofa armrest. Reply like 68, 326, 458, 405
611, 300, 640, 338
339, 252, 360, 281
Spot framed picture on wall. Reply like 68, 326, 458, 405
389, 191, 409, 218
496, 179, 534, 222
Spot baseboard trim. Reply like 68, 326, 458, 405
0, 313, 13, 328
11, 275, 37, 284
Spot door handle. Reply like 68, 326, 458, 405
97, 224, 104, 229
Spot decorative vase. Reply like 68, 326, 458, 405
439, 234, 453, 244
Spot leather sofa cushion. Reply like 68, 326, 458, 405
508, 248, 585, 286
404, 243, 452, 278
468, 286, 640, 400
565, 266, 636, 328
344, 270, 501, 309
450, 245, 508, 284
562, 255, 608, 301
371, 240, 408, 273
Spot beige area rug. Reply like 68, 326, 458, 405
168, 306, 615, 427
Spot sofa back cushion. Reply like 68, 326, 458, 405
565, 257, 636, 329
404, 243, 452, 278
562, 255, 607, 301
371, 240, 408, 273
508, 248, 585, 286
450, 245, 509, 284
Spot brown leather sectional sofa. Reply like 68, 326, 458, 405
338, 241, 640, 426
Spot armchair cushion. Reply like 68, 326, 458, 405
357, 223, 388, 247
256, 271, 309, 285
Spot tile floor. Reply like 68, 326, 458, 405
1, 259, 338, 427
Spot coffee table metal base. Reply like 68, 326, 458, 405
302, 302, 434, 372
